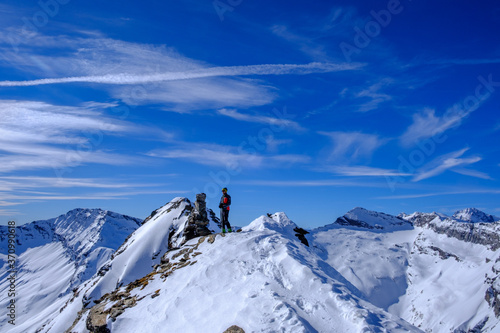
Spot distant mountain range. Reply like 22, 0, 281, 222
1, 200, 499, 332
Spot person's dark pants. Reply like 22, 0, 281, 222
221, 209, 231, 230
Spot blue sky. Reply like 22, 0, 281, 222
1, 0, 499, 228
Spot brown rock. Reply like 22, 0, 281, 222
223, 325, 245, 333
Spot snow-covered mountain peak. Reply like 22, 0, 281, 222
269, 211, 292, 223
0, 208, 142, 255
244, 212, 297, 235
334, 207, 413, 231
452, 207, 498, 223
141, 197, 191, 226
53, 208, 142, 254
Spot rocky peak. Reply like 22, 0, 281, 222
400, 212, 443, 227
452, 208, 498, 223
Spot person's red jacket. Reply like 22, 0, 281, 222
220, 193, 231, 211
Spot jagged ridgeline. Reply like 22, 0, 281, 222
1, 199, 500, 333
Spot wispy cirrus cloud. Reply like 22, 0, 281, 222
400, 108, 461, 147
147, 143, 309, 169
0, 176, 143, 191
451, 168, 492, 180
318, 131, 388, 162
377, 188, 500, 200
236, 178, 386, 188
0, 209, 20, 216
400, 89, 492, 147
0, 34, 203, 78
321, 165, 411, 177
0, 189, 186, 201
0, 100, 128, 143
217, 108, 304, 131
270, 24, 329, 61
0, 100, 162, 173
0, 175, 185, 213
118, 78, 276, 112
269, 6, 364, 61
413, 147, 486, 182
0, 144, 138, 173
353, 79, 393, 112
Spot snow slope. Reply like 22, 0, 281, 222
0, 209, 142, 333
84, 196, 220, 302
312, 225, 418, 311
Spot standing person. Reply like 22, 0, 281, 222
219, 187, 232, 233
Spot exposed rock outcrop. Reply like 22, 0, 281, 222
293, 227, 310, 246
485, 257, 500, 318
224, 325, 246, 333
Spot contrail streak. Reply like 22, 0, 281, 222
0, 62, 362, 87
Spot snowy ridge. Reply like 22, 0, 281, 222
86, 197, 194, 302
0, 219, 55, 254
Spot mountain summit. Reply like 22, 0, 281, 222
452, 207, 499, 223
332, 207, 413, 231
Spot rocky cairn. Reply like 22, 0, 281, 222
183, 193, 212, 241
